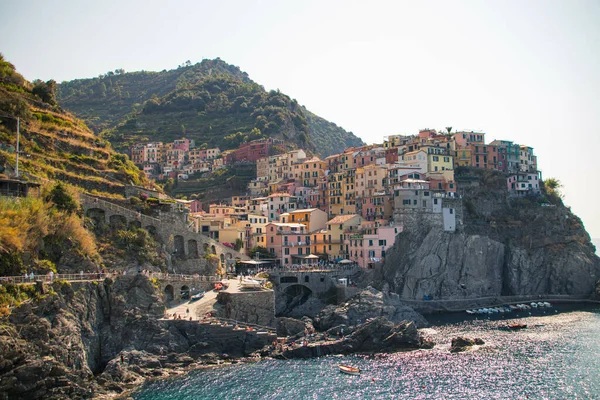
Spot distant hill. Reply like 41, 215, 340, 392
56, 59, 363, 157
0, 54, 150, 196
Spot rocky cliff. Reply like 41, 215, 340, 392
383, 168, 600, 301
0, 275, 272, 399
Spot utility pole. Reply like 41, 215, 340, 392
15, 117, 19, 178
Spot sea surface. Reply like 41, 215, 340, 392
134, 305, 600, 399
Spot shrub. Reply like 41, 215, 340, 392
46, 182, 78, 213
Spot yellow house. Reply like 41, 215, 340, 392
355, 164, 387, 199
328, 171, 344, 217
427, 153, 454, 173
280, 208, 328, 232
325, 214, 362, 260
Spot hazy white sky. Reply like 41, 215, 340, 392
1, 0, 599, 238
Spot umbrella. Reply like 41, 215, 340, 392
338, 259, 353, 264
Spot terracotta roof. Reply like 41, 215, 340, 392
327, 214, 360, 224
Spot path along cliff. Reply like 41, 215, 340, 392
383, 168, 600, 301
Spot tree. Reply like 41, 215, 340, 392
543, 178, 564, 200
249, 246, 270, 259
32, 79, 57, 105
47, 182, 77, 213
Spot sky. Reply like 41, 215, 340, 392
1, 0, 599, 239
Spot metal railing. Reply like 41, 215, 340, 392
0, 272, 219, 284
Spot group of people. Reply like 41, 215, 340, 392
166, 313, 193, 321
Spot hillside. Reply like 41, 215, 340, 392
0, 54, 150, 196
57, 59, 363, 157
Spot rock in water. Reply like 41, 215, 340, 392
314, 287, 428, 330
450, 336, 485, 353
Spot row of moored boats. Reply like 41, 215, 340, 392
466, 302, 552, 315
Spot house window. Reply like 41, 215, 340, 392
378, 240, 386, 246
298, 248, 303, 255
369, 240, 374, 246
450, 209, 454, 214
285, 248, 289, 255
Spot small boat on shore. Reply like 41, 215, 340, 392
240, 278, 262, 290
507, 323, 527, 330
338, 364, 361, 375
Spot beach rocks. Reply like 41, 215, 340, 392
277, 317, 306, 337
314, 287, 428, 330
449, 337, 485, 353
279, 316, 432, 359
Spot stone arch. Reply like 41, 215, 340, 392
203, 243, 209, 253
220, 254, 225, 264
145, 225, 157, 236
86, 208, 106, 225
174, 235, 185, 258
164, 285, 174, 302
109, 214, 127, 230
282, 284, 313, 311
188, 239, 199, 258
180, 285, 190, 300
211, 245, 216, 254
128, 220, 141, 230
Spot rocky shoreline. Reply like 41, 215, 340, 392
1, 275, 598, 399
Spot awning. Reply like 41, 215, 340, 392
239, 260, 274, 265
338, 259, 353, 264
291, 254, 320, 259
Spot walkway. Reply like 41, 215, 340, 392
0, 272, 218, 285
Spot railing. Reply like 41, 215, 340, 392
0, 272, 219, 284
0, 272, 110, 284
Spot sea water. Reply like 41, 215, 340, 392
134, 306, 600, 399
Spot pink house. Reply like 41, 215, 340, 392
172, 138, 193, 152
345, 224, 400, 268
266, 222, 314, 266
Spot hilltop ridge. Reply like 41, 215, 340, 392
57, 59, 364, 157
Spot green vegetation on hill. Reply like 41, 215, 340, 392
57, 58, 364, 157
303, 107, 364, 155
103, 74, 313, 153
0, 54, 150, 195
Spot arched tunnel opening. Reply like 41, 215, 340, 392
279, 284, 313, 316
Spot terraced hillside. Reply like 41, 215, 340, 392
0, 54, 150, 196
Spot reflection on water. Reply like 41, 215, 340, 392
135, 307, 600, 400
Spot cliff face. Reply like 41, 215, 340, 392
383, 169, 600, 301
0, 275, 274, 399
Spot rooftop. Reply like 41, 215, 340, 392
328, 214, 360, 224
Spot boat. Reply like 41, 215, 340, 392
543, 302, 552, 307
537, 302, 545, 307
530, 302, 538, 308
507, 323, 527, 330
190, 291, 205, 301
501, 323, 527, 331
339, 364, 361, 375
466, 310, 475, 314
240, 278, 262, 290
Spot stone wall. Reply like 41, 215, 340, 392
216, 291, 276, 327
